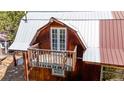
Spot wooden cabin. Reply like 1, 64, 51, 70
9, 11, 124, 81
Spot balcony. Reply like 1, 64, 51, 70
28, 45, 77, 72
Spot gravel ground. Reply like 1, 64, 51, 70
0, 55, 25, 81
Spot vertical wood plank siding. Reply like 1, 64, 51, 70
29, 67, 73, 81
32, 21, 85, 57
81, 62, 101, 81
27, 21, 85, 80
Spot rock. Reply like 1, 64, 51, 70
14, 71, 18, 74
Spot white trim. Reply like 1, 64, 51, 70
50, 27, 67, 51
52, 68, 65, 77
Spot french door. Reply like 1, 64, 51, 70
51, 27, 67, 51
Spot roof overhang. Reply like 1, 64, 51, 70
9, 42, 29, 51
30, 17, 87, 49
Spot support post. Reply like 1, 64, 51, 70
4, 41, 8, 54
13, 52, 17, 66
100, 65, 103, 81
23, 52, 29, 80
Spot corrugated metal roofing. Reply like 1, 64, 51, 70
24, 11, 113, 20
112, 11, 124, 19
9, 11, 115, 51
9, 11, 124, 67
100, 48, 124, 66
83, 48, 101, 63
99, 20, 124, 66
62, 20, 100, 47
9, 20, 49, 51
100, 20, 124, 49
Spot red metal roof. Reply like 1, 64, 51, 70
100, 19, 124, 66
112, 11, 124, 19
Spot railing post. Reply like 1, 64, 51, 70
23, 51, 29, 81
13, 52, 17, 66
36, 50, 39, 66
72, 46, 77, 71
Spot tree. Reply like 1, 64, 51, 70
0, 11, 25, 40
102, 66, 117, 81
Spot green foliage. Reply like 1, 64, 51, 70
102, 66, 116, 80
0, 11, 25, 40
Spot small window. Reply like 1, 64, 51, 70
52, 67, 65, 77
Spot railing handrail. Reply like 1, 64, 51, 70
28, 47, 75, 53
29, 43, 39, 48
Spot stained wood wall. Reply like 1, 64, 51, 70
31, 21, 85, 57
29, 67, 73, 81
28, 20, 100, 81
28, 60, 101, 81
81, 62, 101, 81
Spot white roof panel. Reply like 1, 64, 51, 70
62, 20, 99, 48
9, 20, 48, 51
24, 11, 113, 20
9, 42, 29, 51
9, 11, 109, 63
83, 48, 101, 63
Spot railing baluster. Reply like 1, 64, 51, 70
55, 52, 57, 67
72, 53, 74, 69
46, 51, 47, 64
31, 50, 33, 66
40, 50, 42, 66
47, 51, 49, 64
43, 51, 44, 63
44, 51, 46, 63
58, 52, 60, 64
51, 51, 53, 64
61, 52, 63, 66
32, 50, 34, 66
60, 52, 62, 66
56, 52, 58, 64
48, 51, 50, 64
29, 50, 31, 66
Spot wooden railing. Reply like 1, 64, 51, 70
28, 46, 77, 71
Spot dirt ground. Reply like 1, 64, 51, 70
0, 55, 25, 81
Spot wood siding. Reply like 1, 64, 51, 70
28, 59, 82, 81
81, 62, 101, 81
29, 67, 73, 81
32, 21, 85, 57
28, 59, 101, 81
27, 20, 88, 81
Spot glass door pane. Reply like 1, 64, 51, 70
52, 29, 58, 50
60, 29, 66, 51
51, 28, 66, 51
